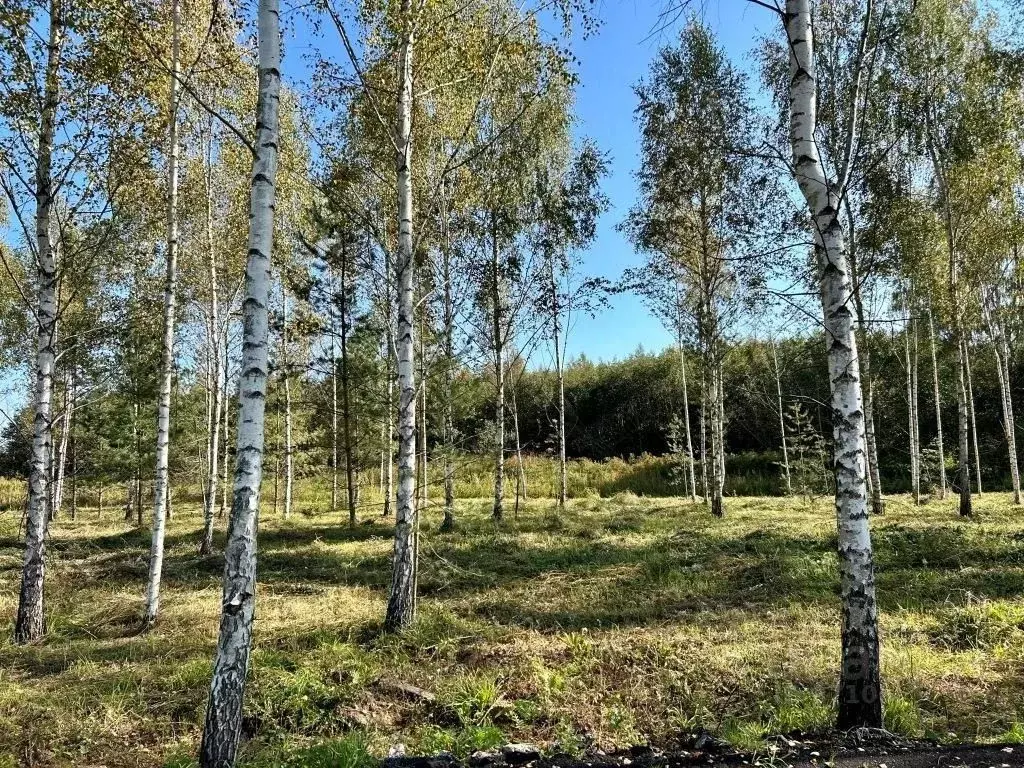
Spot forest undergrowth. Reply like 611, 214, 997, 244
0, 492, 1022, 767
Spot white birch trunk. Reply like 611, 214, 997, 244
144, 0, 182, 627
330, 279, 339, 514
699, 369, 708, 499
772, 341, 792, 495
199, 0, 280, 759
490, 212, 505, 521
955, 336, 972, 516
52, 379, 71, 518
383, 5, 418, 631
785, 0, 882, 727
680, 339, 697, 503
927, 304, 948, 498
15, 0, 63, 644
993, 330, 1021, 503
912, 313, 921, 502
201, 125, 223, 555
220, 340, 231, 521
708, 360, 724, 517
282, 288, 293, 519
551, 259, 568, 509
905, 323, 920, 504
963, 339, 981, 494
441, 226, 456, 530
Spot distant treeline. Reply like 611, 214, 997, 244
454, 333, 1019, 493
0, 333, 1017, 498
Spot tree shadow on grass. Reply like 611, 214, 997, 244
17, 510, 1024, 640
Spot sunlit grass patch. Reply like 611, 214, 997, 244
0, 492, 1021, 764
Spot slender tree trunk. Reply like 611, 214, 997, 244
282, 288, 293, 520
490, 212, 505, 522
699, 368, 708, 500
955, 335, 973, 516
339, 250, 357, 527
846, 203, 883, 515
220, 340, 230, 521
862, 350, 883, 515
441, 229, 456, 531
717, 361, 725, 488
511, 383, 527, 516
708, 359, 724, 517
382, 251, 395, 519
551, 260, 569, 509
383, 5, 418, 632
330, 278, 339, 515
144, 0, 182, 627
199, 0, 280, 760
418, 313, 428, 514
15, 0, 63, 644
993, 329, 1021, 503
384, 343, 394, 518
772, 341, 792, 495
680, 337, 698, 503
926, 303, 948, 499
127, 401, 140, 524
69, 377, 77, 521
905, 323, 920, 504
201, 123, 223, 556
52, 379, 71, 518
786, 0, 882, 727
962, 339, 981, 494
912, 313, 922, 501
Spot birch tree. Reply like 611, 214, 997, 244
781, 0, 883, 727
533, 143, 609, 509
1, 0, 155, 643
144, 0, 183, 628
623, 20, 774, 517
198, 0, 281, 760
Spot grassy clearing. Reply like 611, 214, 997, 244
0, 492, 1022, 766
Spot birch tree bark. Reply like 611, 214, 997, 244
926, 303, 948, 498
441, 210, 457, 530
220, 340, 231, 521
15, 0, 63, 644
962, 339, 981, 494
282, 288, 293, 520
490, 211, 506, 521
383, 1, 419, 631
201, 121, 224, 556
912, 313, 921, 501
708, 361, 724, 517
905, 322, 920, 504
679, 332, 698, 503
144, 0, 182, 627
52, 379, 71, 518
785, 0, 882, 728
845, 168, 882, 516
954, 336, 972, 516
550, 257, 568, 509
330, 282, 338, 514
198, 0, 280, 759
991, 321, 1021, 503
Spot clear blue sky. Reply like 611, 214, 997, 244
533, 0, 777, 364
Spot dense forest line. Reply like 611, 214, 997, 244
3, 329, 1020, 506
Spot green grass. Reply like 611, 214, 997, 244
0, 491, 1022, 766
